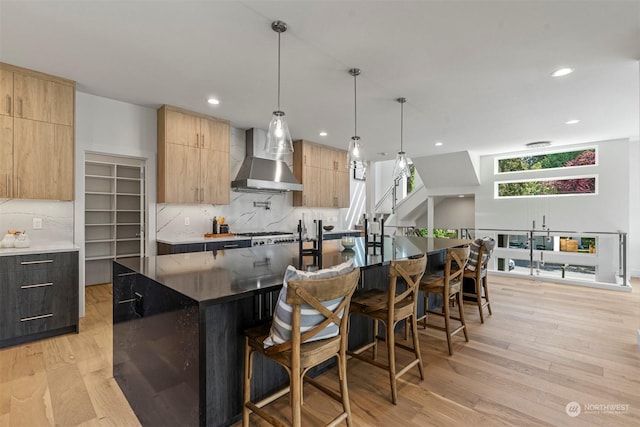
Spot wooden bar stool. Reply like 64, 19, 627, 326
243, 266, 360, 427
463, 238, 495, 323
418, 246, 470, 356
347, 254, 427, 405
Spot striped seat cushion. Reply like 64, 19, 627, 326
264, 260, 355, 348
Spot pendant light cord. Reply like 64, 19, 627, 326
354, 72, 357, 137
400, 100, 404, 151
277, 31, 281, 110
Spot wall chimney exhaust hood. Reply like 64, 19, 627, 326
231, 128, 303, 193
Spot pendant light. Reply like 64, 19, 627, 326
265, 20, 293, 156
392, 97, 411, 179
347, 68, 365, 170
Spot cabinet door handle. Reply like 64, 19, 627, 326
21, 313, 53, 322
195, 133, 199, 147
18, 98, 23, 116
6, 95, 10, 115
200, 188, 204, 201
20, 259, 53, 265
201, 133, 205, 148
21, 282, 54, 289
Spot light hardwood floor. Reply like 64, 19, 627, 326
1, 276, 638, 426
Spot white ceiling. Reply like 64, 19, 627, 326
1, 1, 638, 162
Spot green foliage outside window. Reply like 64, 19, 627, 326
498, 149, 595, 173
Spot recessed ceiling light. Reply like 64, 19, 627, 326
207, 98, 220, 105
526, 141, 552, 149
565, 119, 580, 125
552, 68, 573, 77
458, 195, 464, 198
319, 131, 328, 137
435, 142, 443, 147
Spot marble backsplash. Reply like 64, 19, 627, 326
0, 199, 74, 243
156, 126, 344, 240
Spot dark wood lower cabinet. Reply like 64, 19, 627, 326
0, 251, 79, 348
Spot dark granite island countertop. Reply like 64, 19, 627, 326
113, 237, 470, 426
115, 237, 471, 305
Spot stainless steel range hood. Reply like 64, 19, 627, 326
231, 128, 303, 193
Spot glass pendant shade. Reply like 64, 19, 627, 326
347, 136, 365, 169
266, 110, 293, 155
393, 151, 411, 178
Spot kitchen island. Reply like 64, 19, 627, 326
113, 237, 469, 426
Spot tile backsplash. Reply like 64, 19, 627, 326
156, 126, 344, 240
0, 199, 74, 243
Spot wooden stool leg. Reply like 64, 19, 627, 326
372, 319, 379, 360
338, 350, 353, 427
475, 279, 485, 324
457, 290, 469, 342
387, 320, 398, 405
422, 291, 428, 329
411, 313, 424, 380
444, 295, 453, 356
483, 276, 492, 315
242, 339, 252, 427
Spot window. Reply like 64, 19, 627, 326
496, 148, 596, 174
496, 175, 597, 198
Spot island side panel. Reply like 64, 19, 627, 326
113, 262, 200, 426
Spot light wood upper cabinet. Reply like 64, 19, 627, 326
293, 140, 350, 208
201, 147, 230, 205
201, 117, 229, 152
13, 119, 73, 201
0, 63, 75, 201
13, 72, 74, 126
165, 109, 200, 147
158, 105, 230, 204
161, 143, 200, 203
0, 116, 13, 197
0, 70, 13, 117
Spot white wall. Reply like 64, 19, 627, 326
74, 91, 157, 314
434, 197, 475, 231
475, 138, 636, 280
475, 139, 630, 232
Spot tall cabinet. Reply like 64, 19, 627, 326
292, 140, 350, 208
0, 63, 74, 200
85, 154, 145, 285
157, 105, 230, 204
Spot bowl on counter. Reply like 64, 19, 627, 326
323, 225, 334, 232
341, 236, 355, 249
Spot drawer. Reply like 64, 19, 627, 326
205, 239, 251, 251
16, 284, 55, 319
1, 252, 72, 273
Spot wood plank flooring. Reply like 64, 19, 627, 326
1, 275, 638, 426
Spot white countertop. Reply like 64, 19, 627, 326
156, 235, 252, 245
0, 242, 80, 256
